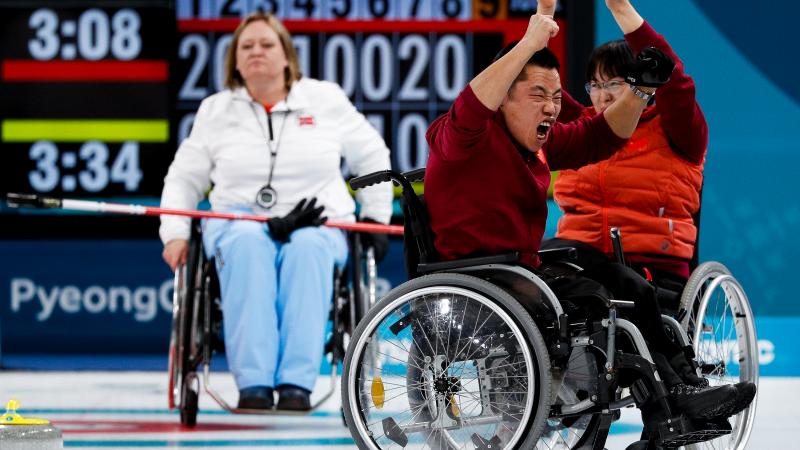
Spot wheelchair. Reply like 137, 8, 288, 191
167, 218, 379, 426
341, 169, 758, 450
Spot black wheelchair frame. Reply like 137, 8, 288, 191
340, 169, 757, 450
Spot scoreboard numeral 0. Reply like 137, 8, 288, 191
433, 35, 467, 100
361, 35, 393, 101
395, 113, 429, 172
177, 113, 197, 144
28, 8, 142, 61
323, 35, 356, 96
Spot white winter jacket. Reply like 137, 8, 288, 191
159, 78, 393, 244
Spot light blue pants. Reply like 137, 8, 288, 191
203, 218, 348, 392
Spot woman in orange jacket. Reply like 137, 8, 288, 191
547, 0, 706, 288
541, 0, 756, 436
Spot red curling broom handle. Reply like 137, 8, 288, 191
5, 194, 405, 235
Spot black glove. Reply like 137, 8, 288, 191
625, 47, 676, 88
267, 197, 326, 242
359, 217, 390, 263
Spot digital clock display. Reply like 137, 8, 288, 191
1, 0, 585, 238
0, 0, 174, 202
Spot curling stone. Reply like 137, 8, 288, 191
0, 399, 63, 449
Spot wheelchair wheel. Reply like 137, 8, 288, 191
679, 262, 758, 450
351, 237, 379, 329
167, 265, 187, 411
537, 346, 606, 449
166, 227, 204, 427
342, 273, 552, 450
180, 374, 199, 427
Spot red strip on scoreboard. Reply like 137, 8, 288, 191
2, 60, 169, 82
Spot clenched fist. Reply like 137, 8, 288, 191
523, 14, 559, 52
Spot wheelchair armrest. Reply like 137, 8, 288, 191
417, 253, 519, 274
538, 247, 577, 264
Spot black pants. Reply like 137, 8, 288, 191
541, 238, 686, 387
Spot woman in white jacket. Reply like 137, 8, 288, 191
159, 12, 392, 411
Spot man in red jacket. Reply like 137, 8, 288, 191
424, 2, 753, 440
425, 13, 649, 269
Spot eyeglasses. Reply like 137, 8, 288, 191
584, 80, 626, 95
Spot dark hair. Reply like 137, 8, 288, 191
493, 41, 561, 71
586, 39, 634, 81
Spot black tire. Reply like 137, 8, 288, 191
180, 376, 199, 427
169, 223, 203, 425
342, 273, 553, 450
352, 235, 377, 328
679, 262, 758, 450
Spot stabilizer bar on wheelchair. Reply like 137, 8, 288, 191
5, 192, 405, 235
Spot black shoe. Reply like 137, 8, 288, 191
237, 386, 274, 409
669, 381, 753, 420
276, 384, 311, 411
698, 381, 756, 420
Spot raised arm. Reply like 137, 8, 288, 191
606, 0, 644, 33
601, 85, 652, 138
608, 0, 708, 162
543, 0, 651, 138
469, 14, 559, 111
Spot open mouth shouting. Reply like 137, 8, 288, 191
536, 119, 554, 141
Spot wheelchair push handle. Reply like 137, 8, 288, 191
402, 168, 425, 183
349, 169, 425, 191
610, 227, 627, 266
349, 170, 395, 190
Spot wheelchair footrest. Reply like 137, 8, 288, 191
661, 419, 731, 448
655, 415, 731, 448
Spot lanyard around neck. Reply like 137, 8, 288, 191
249, 101, 290, 189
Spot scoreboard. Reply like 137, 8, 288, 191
0, 3, 173, 199
0, 0, 590, 238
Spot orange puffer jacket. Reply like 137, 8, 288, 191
554, 106, 704, 259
